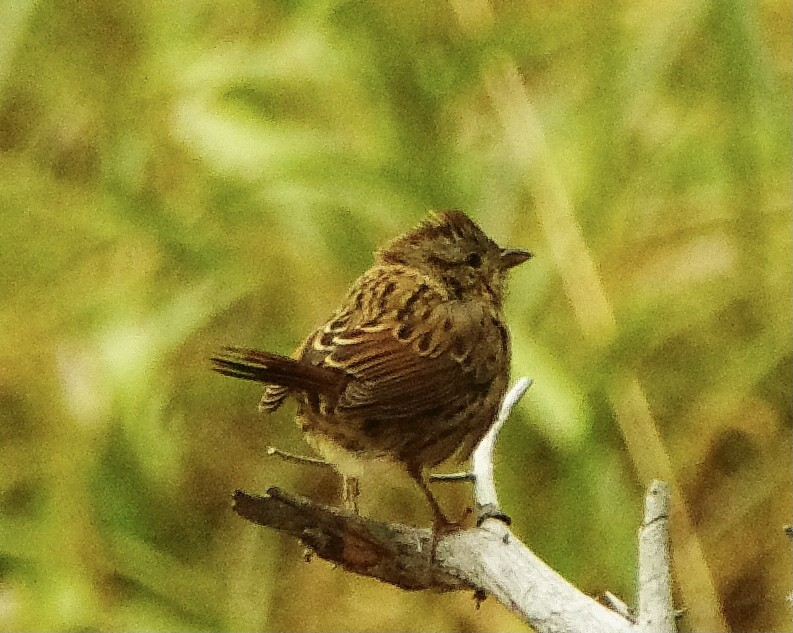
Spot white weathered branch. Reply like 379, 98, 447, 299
233, 487, 634, 632
471, 377, 531, 520
638, 480, 676, 632
231, 378, 675, 633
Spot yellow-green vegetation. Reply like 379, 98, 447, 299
0, 1, 789, 631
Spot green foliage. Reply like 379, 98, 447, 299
0, 0, 789, 630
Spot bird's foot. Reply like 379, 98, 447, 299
475, 503, 511, 527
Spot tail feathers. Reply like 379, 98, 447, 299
211, 347, 347, 395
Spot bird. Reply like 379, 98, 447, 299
212, 210, 531, 537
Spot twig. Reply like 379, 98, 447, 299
637, 480, 676, 632
430, 472, 475, 482
471, 377, 531, 522
266, 446, 330, 467
603, 591, 634, 622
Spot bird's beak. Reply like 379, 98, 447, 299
500, 248, 533, 269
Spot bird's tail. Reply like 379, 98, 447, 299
211, 346, 346, 395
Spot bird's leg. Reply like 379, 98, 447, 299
415, 472, 453, 530
267, 446, 360, 514
342, 475, 360, 514
409, 465, 462, 560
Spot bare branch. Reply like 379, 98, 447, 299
233, 487, 462, 591
471, 377, 531, 521
637, 480, 676, 633
233, 487, 635, 633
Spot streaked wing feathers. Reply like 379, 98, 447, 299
329, 326, 493, 422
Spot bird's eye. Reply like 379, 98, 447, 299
465, 252, 482, 268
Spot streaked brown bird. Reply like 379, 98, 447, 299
212, 211, 531, 535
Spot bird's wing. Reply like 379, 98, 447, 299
320, 299, 505, 424
331, 330, 485, 419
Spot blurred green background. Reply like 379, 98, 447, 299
1, 0, 790, 631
